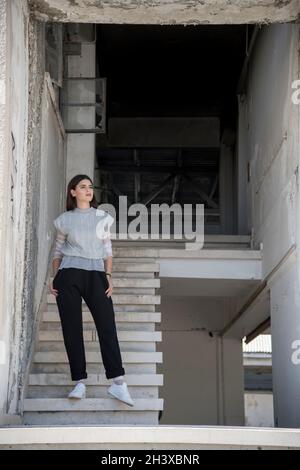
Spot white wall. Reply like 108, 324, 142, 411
36, 75, 66, 309
238, 24, 300, 427
157, 295, 244, 425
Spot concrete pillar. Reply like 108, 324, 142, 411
218, 336, 245, 426
219, 130, 234, 235
270, 43, 300, 426
66, 133, 95, 184
63, 26, 96, 185
270, 253, 300, 427
237, 97, 251, 236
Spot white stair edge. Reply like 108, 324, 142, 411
38, 330, 162, 342
47, 294, 161, 305
34, 351, 163, 363
102, 262, 160, 271
23, 398, 164, 411
43, 311, 161, 322
29, 373, 164, 386
49, 277, 160, 287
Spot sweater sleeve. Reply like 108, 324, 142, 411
102, 213, 114, 260
53, 213, 68, 235
53, 213, 68, 260
53, 230, 67, 260
103, 236, 113, 260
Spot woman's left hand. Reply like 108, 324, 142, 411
105, 276, 113, 298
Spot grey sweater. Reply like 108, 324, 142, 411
53, 206, 114, 271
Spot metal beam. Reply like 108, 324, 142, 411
181, 173, 219, 209
140, 174, 176, 206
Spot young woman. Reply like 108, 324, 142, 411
49, 174, 134, 406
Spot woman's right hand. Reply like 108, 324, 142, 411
49, 279, 59, 297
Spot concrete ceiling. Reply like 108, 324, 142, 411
29, 1, 300, 24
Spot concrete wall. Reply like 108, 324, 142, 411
18, 29, 66, 413
238, 24, 299, 272
238, 24, 300, 427
29, 0, 300, 24
36, 75, 66, 313
0, 0, 11, 416
0, 0, 65, 417
157, 295, 244, 425
0, 0, 30, 417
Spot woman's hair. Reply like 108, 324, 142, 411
66, 174, 99, 211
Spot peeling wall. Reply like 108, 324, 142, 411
0, 0, 31, 416
16, 19, 47, 414
0, 0, 49, 416
4, 0, 31, 416
28, 0, 300, 24
3, 5, 66, 416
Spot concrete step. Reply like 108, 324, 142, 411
49, 277, 160, 288
22, 397, 163, 425
42, 311, 161, 323
23, 398, 163, 412
47, 294, 161, 305
104, 262, 160, 272
37, 342, 157, 353
26, 374, 162, 399
22, 411, 160, 426
29, 373, 163, 386
31, 363, 157, 375
41, 324, 157, 334
114, 248, 160, 257
34, 351, 163, 364
38, 330, 162, 342
26, 386, 159, 399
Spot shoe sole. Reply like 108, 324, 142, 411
107, 390, 134, 407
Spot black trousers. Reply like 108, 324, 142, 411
53, 268, 125, 381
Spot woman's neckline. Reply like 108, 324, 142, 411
74, 206, 94, 213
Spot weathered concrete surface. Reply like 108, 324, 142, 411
0, 0, 10, 417
0, 1, 47, 419
238, 23, 300, 427
29, 0, 300, 24
1, 425, 300, 450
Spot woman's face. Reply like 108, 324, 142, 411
70, 179, 94, 204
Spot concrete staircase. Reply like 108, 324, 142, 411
23, 250, 164, 425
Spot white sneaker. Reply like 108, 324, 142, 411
107, 382, 134, 406
68, 382, 86, 399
